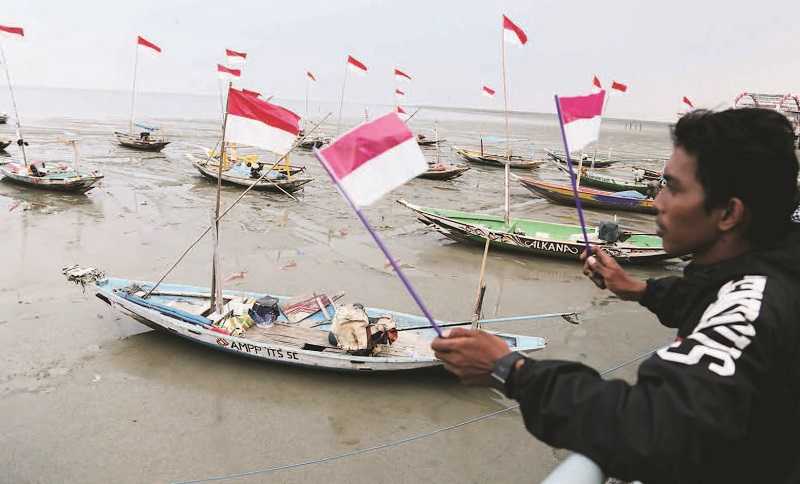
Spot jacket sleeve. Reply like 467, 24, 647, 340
512, 276, 780, 482
638, 276, 684, 328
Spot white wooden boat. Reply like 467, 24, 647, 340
69, 274, 546, 372
188, 154, 312, 193
0, 160, 103, 193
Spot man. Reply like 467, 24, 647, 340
431, 108, 800, 483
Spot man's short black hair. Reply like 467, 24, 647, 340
671, 108, 799, 247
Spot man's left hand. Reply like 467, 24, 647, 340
431, 327, 511, 385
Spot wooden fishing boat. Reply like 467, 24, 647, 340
0, 161, 103, 193
189, 155, 312, 193
398, 200, 667, 263
417, 134, 446, 147
417, 163, 470, 181
0, 139, 10, 151
545, 150, 619, 168
114, 131, 170, 152
297, 135, 331, 150
516, 176, 657, 214
455, 147, 545, 169
577, 170, 656, 195
63, 273, 546, 372
201, 148, 307, 176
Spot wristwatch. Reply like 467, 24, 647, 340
490, 351, 527, 397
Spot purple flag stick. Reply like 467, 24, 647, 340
554, 94, 593, 255
312, 148, 444, 337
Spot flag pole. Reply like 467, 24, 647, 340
129, 40, 139, 136
554, 94, 592, 253
312, 147, 444, 338
0, 40, 27, 166
336, 60, 348, 135
304, 74, 310, 130
210, 81, 231, 314
500, 21, 512, 226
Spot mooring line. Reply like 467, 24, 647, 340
173, 343, 665, 484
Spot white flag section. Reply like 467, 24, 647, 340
557, 90, 606, 152
319, 113, 427, 207
225, 87, 300, 155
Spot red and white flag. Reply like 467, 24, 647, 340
307, 71, 317, 82
225, 87, 300, 155
682, 96, 694, 108
137, 35, 161, 53
0, 25, 24, 37
482, 85, 496, 98
226, 49, 247, 65
611, 81, 628, 93
319, 112, 426, 207
395, 88, 405, 98
394, 68, 412, 82
502, 15, 528, 46
396, 105, 407, 114
347, 55, 368, 75
217, 64, 241, 80
592, 75, 603, 90
556, 90, 606, 152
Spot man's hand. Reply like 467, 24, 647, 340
431, 327, 511, 385
581, 248, 647, 301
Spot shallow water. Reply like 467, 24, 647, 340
0, 93, 679, 483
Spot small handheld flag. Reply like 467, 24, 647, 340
313, 112, 442, 336
554, 91, 606, 255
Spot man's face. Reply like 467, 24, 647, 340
654, 147, 722, 256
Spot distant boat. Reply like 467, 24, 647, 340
0, 138, 10, 151
0, 113, 7, 124
297, 134, 331, 150
398, 200, 667, 263
455, 147, 545, 169
417, 163, 470, 180
114, 128, 170, 152
0, 140, 103, 193
417, 133, 446, 147
118, 35, 170, 152
188, 154, 312, 194
545, 149, 619, 168
516, 175, 657, 214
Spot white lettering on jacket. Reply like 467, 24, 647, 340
657, 276, 766, 376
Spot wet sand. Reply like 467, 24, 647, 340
0, 110, 680, 483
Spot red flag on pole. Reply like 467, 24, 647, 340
394, 68, 412, 81
396, 105, 407, 115
395, 88, 405, 97
347, 55, 368, 74
682, 96, 694, 108
217, 64, 241, 79
0, 25, 24, 37
225, 87, 300, 155
592, 75, 603, 89
482, 85, 496, 97
502, 15, 528, 45
611, 81, 628, 93
307, 71, 317, 82
137, 36, 161, 53
226, 49, 247, 64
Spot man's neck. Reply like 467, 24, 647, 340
692, 234, 752, 266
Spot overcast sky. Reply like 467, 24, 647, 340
3, 0, 798, 121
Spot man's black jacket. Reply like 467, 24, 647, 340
511, 227, 800, 483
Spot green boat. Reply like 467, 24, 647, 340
398, 200, 668, 264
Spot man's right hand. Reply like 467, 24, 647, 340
581, 248, 647, 301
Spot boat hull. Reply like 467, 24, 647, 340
193, 160, 312, 193
0, 163, 103, 193
399, 201, 668, 264
0, 140, 10, 151
114, 132, 170, 152
455, 148, 545, 169
517, 176, 657, 214
579, 172, 652, 195
91, 277, 546, 372
546, 151, 618, 168
417, 165, 470, 180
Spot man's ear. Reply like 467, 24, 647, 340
718, 197, 748, 232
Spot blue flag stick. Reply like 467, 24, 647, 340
312, 148, 444, 337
